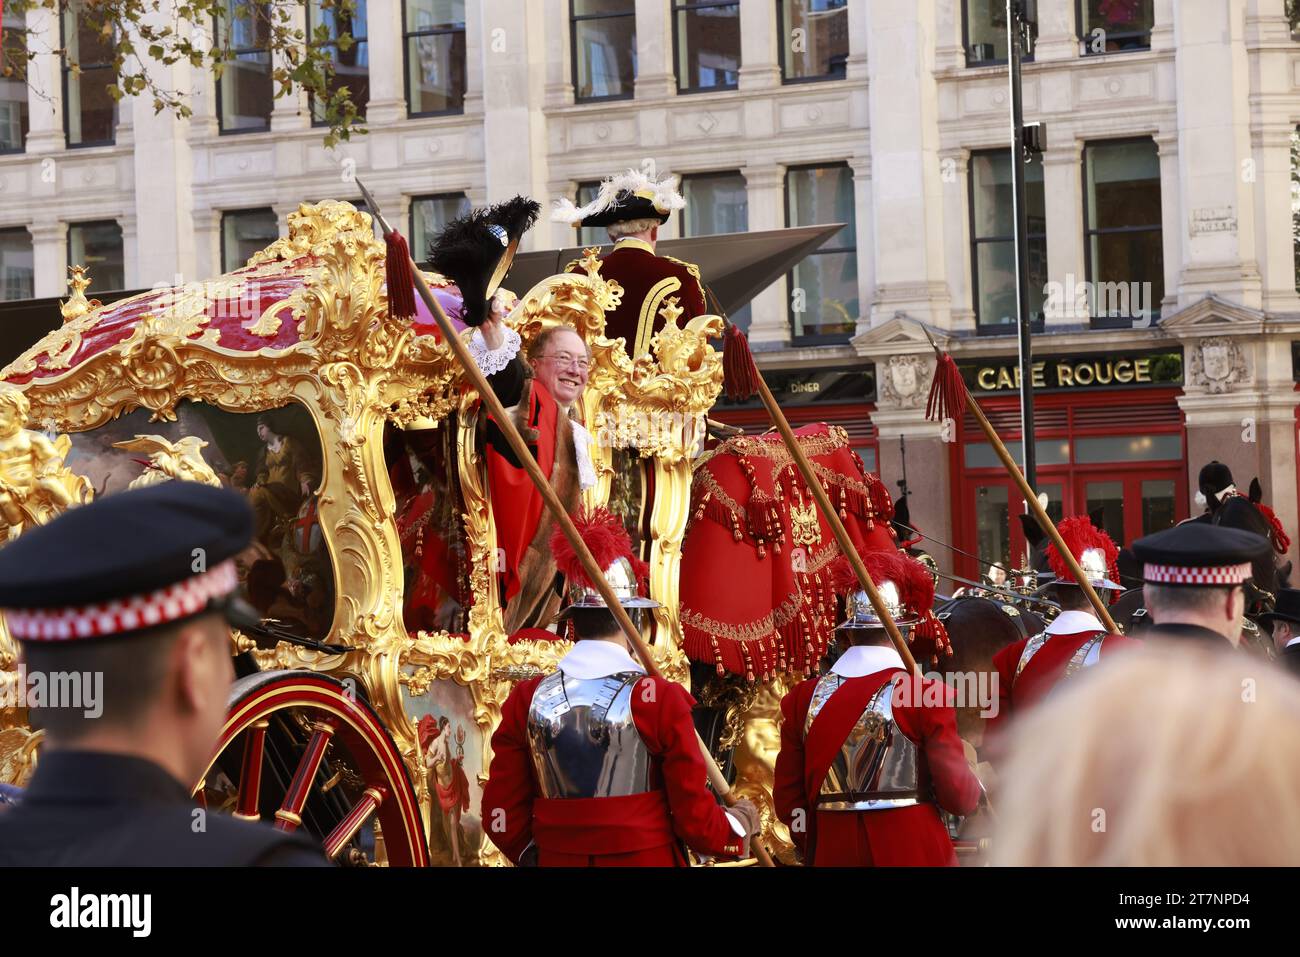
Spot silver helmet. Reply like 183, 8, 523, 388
839, 578, 918, 630
563, 555, 661, 613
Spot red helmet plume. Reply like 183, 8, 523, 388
548, 507, 648, 591
1047, 516, 1119, 583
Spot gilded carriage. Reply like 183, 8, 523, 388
0, 200, 799, 865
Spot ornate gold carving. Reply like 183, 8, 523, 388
7, 267, 103, 376
731, 675, 798, 863
0, 387, 93, 543
112, 435, 222, 488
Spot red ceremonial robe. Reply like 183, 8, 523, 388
774, 660, 981, 867
988, 610, 1133, 738
482, 654, 743, 867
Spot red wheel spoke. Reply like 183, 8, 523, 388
324, 786, 387, 860
234, 719, 269, 822
274, 718, 338, 832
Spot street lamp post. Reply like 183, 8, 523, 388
1007, 0, 1038, 492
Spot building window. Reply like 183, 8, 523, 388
1078, 0, 1153, 55
570, 0, 636, 102
779, 0, 848, 82
309, 0, 369, 125
964, 0, 1037, 66
570, 181, 609, 249
411, 193, 471, 263
681, 170, 749, 330
216, 1, 274, 133
1083, 138, 1163, 325
62, 2, 117, 147
969, 149, 1046, 330
1, 7, 29, 153
67, 221, 125, 292
674, 1, 740, 93
785, 164, 857, 341
0, 228, 34, 301
221, 208, 279, 272
404, 0, 466, 116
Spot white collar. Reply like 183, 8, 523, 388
1286, 635, 1300, 650
830, 644, 905, 678
1046, 609, 1106, 635
570, 420, 596, 491
558, 639, 647, 679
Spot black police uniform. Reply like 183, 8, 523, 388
0, 482, 330, 867
1130, 523, 1273, 648
0, 752, 326, 867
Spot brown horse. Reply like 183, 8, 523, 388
931, 595, 1046, 747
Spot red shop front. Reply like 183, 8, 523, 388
950, 350, 1187, 580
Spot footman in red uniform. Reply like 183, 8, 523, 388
989, 517, 1131, 736
774, 549, 982, 866
481, 509, 757, 866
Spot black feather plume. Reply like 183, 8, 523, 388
427, 196, 541, 328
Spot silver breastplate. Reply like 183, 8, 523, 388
805, 673, 921, 811
526, 670, 654, 799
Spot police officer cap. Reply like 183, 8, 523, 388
1131, 523, 1270, 587
0, 482, 253, 641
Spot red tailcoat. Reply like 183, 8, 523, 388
774, 669, 981, 866
567, 238, 707, 356
482, 674, 744, 866
988, 627, 1133, 737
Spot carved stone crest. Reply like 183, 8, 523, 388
880, 354, 932, 408
1187, 337, 1247, 394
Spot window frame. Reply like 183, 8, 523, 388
569, 0, 637, 105
214, 2, 274, 136
572, 180, 608, 249
671, 0, 741, 95
307, 0, 370, 128
220, 207, 280, 273
1075, 0, 1154, 57
775, 0, 849, 85
66, 219, 125, 292
0, 225, 35, 302
961, 0, 1037, 68
61, 4, 117, 149
402, 0, 467, 118
1080, 135, 1164, 329
967, 147, 1047, 335
409, 192, 471, 264
0, 11, 29, 154
784, 161, 858, 346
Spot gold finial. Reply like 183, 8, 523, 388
579, 247, 603, 278
657, 296, 684, 328
60, 266, 100, 325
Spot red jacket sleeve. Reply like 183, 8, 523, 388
631, 676, 740, 858
480, 676, 542, 865
773, 683, 812, 856
986, 638, 1024, 740
895, 680, 982, 817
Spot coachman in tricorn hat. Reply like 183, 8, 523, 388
552, 168, 709, 358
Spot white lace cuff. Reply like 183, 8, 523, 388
571, 420, 597, 491
468, 325, 521, 377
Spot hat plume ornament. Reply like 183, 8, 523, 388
428, 196, 540, 327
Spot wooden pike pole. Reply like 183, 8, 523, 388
357, 182, 773, 866
915, 323, 1119, 633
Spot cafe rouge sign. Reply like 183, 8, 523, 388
960, 351, 1183, 394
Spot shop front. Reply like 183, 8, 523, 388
951, 349, 1187, 579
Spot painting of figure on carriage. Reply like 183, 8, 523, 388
402, 677, 485, 867
62, 400, 336, 639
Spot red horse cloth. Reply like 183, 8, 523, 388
680, 423, 898, 681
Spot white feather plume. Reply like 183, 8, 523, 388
1195, 491, 1207, 509
551, 168, 686, 224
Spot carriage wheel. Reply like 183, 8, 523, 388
198, 671, 428, 867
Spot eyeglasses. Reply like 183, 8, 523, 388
538, 353, 591, 371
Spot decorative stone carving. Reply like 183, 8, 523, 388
880, 354, 933, 408
1187, 336, 1248, 394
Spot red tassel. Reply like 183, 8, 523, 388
925, 352, 968, 424
385, 231, 417, 320
723, 324, 760, 402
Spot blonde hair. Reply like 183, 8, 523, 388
991, 643, 1300, 866
606, 218, 661, 241
0, 386, 29, 420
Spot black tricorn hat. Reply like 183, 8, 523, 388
428, 196, 540, 327
551, 169, 686, 230
1258, 588, 1300, 629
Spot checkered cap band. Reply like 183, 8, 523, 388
2, 559, 239, 641
1142, 562, 1253, 586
